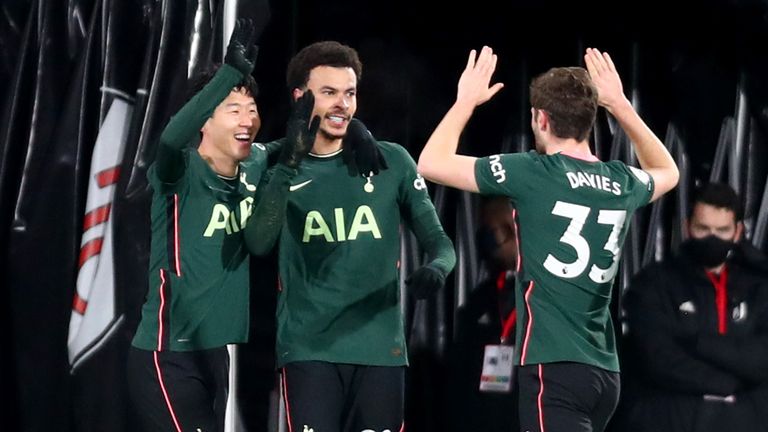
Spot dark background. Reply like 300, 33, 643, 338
2, 0, 767, 431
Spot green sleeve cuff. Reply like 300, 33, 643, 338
410, 210, 456, 276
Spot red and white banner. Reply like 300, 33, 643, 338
68, 94, 133, 371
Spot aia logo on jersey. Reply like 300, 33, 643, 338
302, 205, 382, 243
413, 174, 427, 190
203, 196, 254, 237
489, 154, 506, 183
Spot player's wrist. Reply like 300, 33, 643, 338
602, 95, 633, 116
452, 99, 477, 116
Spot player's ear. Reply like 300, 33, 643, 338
534, 109, 549, 131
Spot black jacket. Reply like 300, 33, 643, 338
619, 243, 768, 432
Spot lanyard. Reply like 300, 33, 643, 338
500, 309, 516, 344
705, 265, 729, 335
496, 271, 516, 344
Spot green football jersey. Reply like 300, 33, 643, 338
274, 141, 445, 367
132, 144, 268, 351
475, 151, 654, 371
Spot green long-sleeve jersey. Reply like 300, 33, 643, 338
132, 64, 268, 352
475, 151, 654, 372
248, 141, 455, 367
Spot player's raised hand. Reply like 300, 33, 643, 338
456, 46, 505, 108
224, 18, 258, 76
281, 91, 320, 169
584, 48, 628, 112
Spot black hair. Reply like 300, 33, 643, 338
186, 63, 259, 103
285, 41, 362, 91
691, 182, 743, 221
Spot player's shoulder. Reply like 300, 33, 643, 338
376, 140, 406, 154
498, 149, 539, 160
376, 140, 415, 164
498, 150, 541, 168
604, 160, 651, 182
242, 140, 280, 168
249, 141, 269, 158
480, 150, 538, 168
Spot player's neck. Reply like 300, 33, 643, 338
545, 140, 595, 160
312, 134, 343, 155
198, 146, 238, 177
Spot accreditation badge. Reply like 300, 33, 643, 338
479, 344, 515, 393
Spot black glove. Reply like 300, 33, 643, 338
406, 264, 446, 300
342, 118, 388, 177
280, 91, 320, 168
224, 18, 258, 76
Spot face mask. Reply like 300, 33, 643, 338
682, 235, 736, 268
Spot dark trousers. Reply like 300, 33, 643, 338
126, 346, 229, 432
518, 362, 620, 432
281, 361, 404, 432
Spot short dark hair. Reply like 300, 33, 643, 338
691, 182, 743, 221
285, 41, 362, 91
186, 64, 259, 103
530, 67, 597, 142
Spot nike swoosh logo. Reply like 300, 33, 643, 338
289, 179, 313, 191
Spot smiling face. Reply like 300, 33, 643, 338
200, 88, 260, 164
294, 65, 357, 144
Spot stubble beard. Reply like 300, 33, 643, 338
319, 126, 346, 142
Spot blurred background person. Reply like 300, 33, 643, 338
449, 196, 519, 432
621, 182, 768, 432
